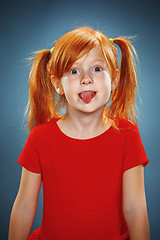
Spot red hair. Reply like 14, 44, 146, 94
24, 26, 139, 132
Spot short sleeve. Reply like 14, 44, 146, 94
17, 128, 41, 173
123, 123, 149, 173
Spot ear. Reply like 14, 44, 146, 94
50, 75, 64, 95
111, 69, 120, 91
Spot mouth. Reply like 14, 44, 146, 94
78, 91, 97, 103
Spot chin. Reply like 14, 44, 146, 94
79, 106, 104, 114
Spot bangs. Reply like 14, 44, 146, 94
51, 27, 117, 79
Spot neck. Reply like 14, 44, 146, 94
62, 107, 109, 138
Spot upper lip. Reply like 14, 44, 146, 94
78, 90, 97, 94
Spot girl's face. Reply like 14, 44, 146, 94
53, 47, 113, 116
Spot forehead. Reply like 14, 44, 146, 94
73, 46, 106, 65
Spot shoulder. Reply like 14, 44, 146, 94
27, 117, 60, 142
109, 117, 140, 140
112, 117, 138, 133
114, 117, 136, 128
32, 117, 59, 131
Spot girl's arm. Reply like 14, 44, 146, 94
8, 167, 41, 240
122, 164, 150, 240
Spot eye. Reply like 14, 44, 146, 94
70, 69, 80, 74
93, 66, 102, 72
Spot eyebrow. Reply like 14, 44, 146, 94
92, 59, 106, 63
73, 59, 106, 65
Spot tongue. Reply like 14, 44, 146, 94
79, 91, 96, 103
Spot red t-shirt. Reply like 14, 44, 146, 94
17, 117, 149, 240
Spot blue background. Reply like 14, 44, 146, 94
1, 0, 159, 239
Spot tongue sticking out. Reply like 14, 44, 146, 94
79, 91, 96, 103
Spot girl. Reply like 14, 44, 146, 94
8, 26, 150, 240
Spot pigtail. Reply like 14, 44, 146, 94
22, 27, 140, 133
108, 37, 139, 123
24, 49, 59, 132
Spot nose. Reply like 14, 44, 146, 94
80, 74, 93, 85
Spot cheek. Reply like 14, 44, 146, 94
103, 82, 111, 102
100, 72, 112, 93
65, 82, 76, 95
61, 78, 74, 95
62, 81, 77, 103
